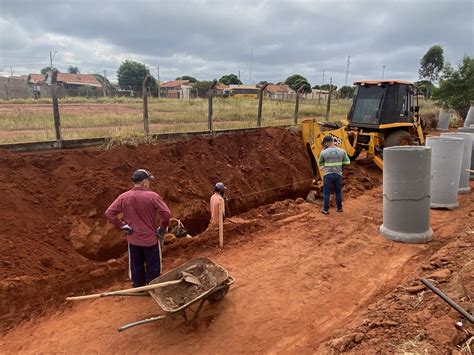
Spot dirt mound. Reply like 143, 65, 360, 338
321, 226, 474, 354
0, 127, 382, 329
343, 164, 381, 198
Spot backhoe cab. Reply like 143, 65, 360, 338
302, 80, 425, 190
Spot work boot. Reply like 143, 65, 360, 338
337, 208, 343, 212
321, 209, 329, 215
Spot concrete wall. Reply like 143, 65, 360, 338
0, 77, 32, 99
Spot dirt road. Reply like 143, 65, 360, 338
2, 188, 472, 353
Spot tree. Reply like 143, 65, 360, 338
175, 75, 197, 83
338, 86, 355, 98
40, 66, 57, 74
285, 74, 312, 93
312, 84, 320, 90
117, 60, 157, 94
192, 80, 214, 96
68, 66, 80, 74
432, 55, 474, 120
320, 84, 337, 91
419, 45, 444, 98
414, 80, 433, 99
94, 74, 113, 92
219, 74, 242, 85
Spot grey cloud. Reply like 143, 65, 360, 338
0, 0, 472, 86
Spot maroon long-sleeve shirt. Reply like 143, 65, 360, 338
105, 186, 171, 247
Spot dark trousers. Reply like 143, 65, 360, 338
323, 173, 343, 211
128, 243, 161, 287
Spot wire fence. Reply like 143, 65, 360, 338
0, 76, 352, 145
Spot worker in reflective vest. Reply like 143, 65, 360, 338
318, 136, 350, 214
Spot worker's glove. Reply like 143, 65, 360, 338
156, 227, 166, 248
120, 224, 133, 235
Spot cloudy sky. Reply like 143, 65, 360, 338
0, 0, 472, 86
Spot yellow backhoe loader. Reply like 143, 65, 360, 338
302, 80, 425, 191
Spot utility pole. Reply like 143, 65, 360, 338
321, 69, 326, 85
344, 55, 351, 86
49, 50, 57, 69
238, 70, 240, 81
249, 48, 253, 84
10, 66, 13, 77
382, 65, 386, 80
157, 66, 160, 98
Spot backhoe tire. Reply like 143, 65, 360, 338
385, 130, 412, 148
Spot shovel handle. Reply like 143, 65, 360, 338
66, 279, 182, 301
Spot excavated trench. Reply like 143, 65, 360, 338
0, 127, 381, 328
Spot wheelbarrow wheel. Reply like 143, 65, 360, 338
207, 285, 229, 303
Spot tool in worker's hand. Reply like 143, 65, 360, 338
156, 226, 166, 248
66, 270, 201, 301
120, 224, 133, 235
167, 218, 189, 238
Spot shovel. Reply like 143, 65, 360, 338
66, 271, 201, 301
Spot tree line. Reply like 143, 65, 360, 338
417, 45, 473, 119
38, 46, 473, 120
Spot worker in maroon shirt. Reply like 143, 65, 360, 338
105, 169, 171, 287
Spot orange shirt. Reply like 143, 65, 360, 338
210, 193, 225, 224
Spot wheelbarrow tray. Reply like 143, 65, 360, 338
117, 257, 233, 332
148, 257, 229, 313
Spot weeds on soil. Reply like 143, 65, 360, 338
102, 134, 160, 150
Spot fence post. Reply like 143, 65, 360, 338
142, 75, 150, 135
208, 90, 213, 132
50, 70, 62, 146
208, 80, 218, 132
257, 83, 268, 127
325, 79, 334, 122
294, 85, 305, 124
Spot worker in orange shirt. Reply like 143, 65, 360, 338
210, 182, 226, 225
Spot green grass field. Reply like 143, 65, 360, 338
0, 97, 439, 144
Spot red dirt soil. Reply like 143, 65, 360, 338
0, 127, 472, 353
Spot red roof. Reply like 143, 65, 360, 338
265, 84, 290, 93
160, 80, 190, 88
56, 73, 101, 87
28, 74, 46, 83
214, 83, 228, 90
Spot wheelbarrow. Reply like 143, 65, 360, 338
117, 257, 234, 332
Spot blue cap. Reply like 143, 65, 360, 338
132, 169, 155, 182
214, 182, 226, 192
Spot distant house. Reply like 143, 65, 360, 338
264, 84, 295, 99
27, 74, 49, 98
27, 73, 103, 97
304, 89, 329, 100
56, 73, 102, 90
214, 82, 228, 96
160, 80, 191, 99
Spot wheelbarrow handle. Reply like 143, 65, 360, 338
118, 315, 167, 332
66, 279, 182, 301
